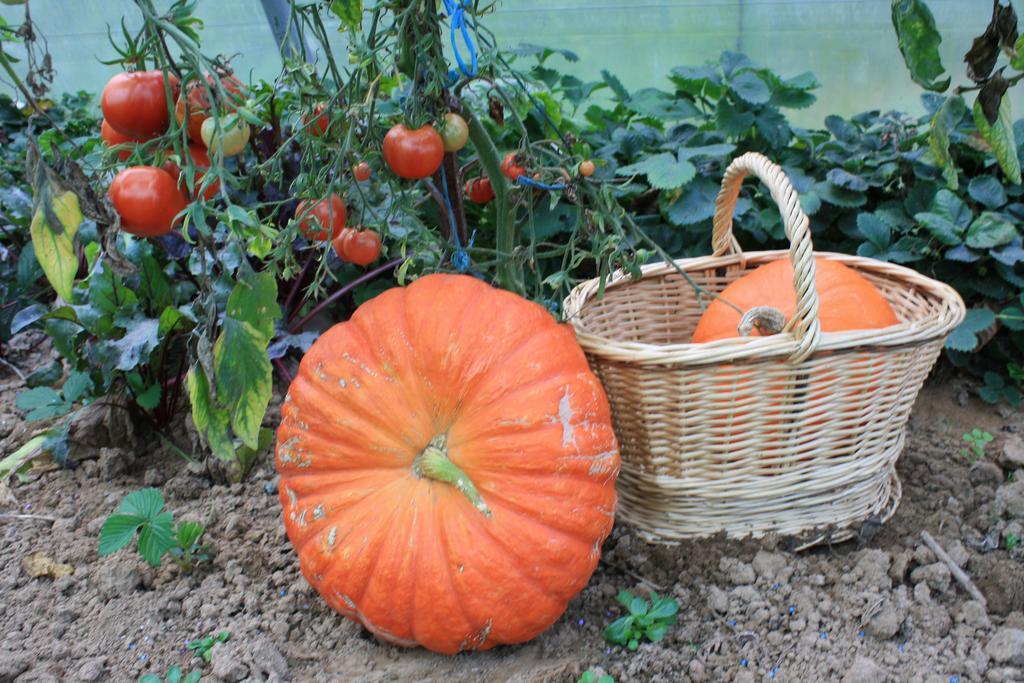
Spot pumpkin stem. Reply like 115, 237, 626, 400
413, 435, 492, 519
738, 306, 787, 337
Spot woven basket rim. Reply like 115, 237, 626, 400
564, 249, 966, 367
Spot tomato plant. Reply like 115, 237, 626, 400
160, 144, 220, 201
439, 113, 469, 152
354, 162, 372, 181
501, 152, 526, 181
579, 160, 595, 177
296, 195, 347, 241
175, 73, 244, 142
108, 166, 187, 237
304, 102, 330, 137
382, 124, 445, 179
336, 228, 382, 266
465, 177, 494, 204
102, 70, 178, 139
200, 114, 250, 157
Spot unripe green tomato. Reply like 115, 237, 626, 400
200, 114, 251, 157
439, 112, 469, 153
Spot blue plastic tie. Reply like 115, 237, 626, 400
439, 164, 474, 272
516, 175, 566, 191
443, 0, 478, 77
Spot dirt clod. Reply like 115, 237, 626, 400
986, 627, 1024, 666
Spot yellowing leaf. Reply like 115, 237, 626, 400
30, 190, 81, 301
21, 552, 74, 579
973, 96, 1022, 185
186, 365, 236, 463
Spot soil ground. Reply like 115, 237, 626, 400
2, 330, 1024, 683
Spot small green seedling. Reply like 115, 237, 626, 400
99, 488, 209, 571
187, 631, 230, 663
139, 665, 201, 683
960, 429, 994, 462
603, 590, 678, 650
578, 672, 614, 683
1007, 534, 1020, 552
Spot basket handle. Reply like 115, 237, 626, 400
711, 152, 822, 362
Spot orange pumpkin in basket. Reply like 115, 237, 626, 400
691, 257, 900, 459
692, 257, 899, 342
276, 273, 620, 655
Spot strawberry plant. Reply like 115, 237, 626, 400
603, 590, 679, 651
98, 487, 208, 571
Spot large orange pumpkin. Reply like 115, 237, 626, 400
693, 257, 898, 342
276, 274, 620, 655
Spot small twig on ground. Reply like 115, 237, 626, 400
0, 356, 26, 382
0, 513, 56, 523
921, 531, 987, 608
598, 557, 667, 592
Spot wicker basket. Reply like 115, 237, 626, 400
563, 152, 966, 545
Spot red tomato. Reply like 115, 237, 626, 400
331, 227, 356, 260
464, 177, 495, 204
579, 160, 596, 177
102, 71, 179, 139
108, 166, 187, 238
382, 124, 444, 179
174, 73, 245, 142
439, 112, 469, 153
160, 144, 220, 201
295, 194, 347, 241
354, 162, 372, 182
304, 103, 330, 137
101, 119, 142, 161
501, 152, 526, 181
336, 228, 382, 266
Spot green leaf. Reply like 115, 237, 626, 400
933, 189, 973, 229
62, 371, 93, 403
0, 434, 47, 481
225, 270, 280, 342
663, 178, 719, 226
166, 665, 183, 683
929, 95, 966, 189
946, 307, 997, 351
826, 168, 869, 192
182, 671, 201, 683
15, 386, 70, 421
891, 0, 951, 92
176, 520, 205, 550
646, 623, 670, 642
603, 616, 633, 645
158, 306, 190, 337
139, 675, 162, 683
1000, 304, 1024, 331
116, 487, 165, 518
329, 0, 362, 30
626, 89, 700, 121
616, 153, 696, 190
755, 108, 791, 149
716, 98, 756, 137
858, 213, 891, 249
601, 70, 629, 102
973, 96, 1022, 185
814, 181, 867, 208
139, 255, 173, 314
98, 513, 145, 556
647, 597, 680, 620
24, 360, 62, 388
966, 212, 1017, 249
11, 303, 48, 334
187, 364, 235, 462
915, 212, 963, 245
628, 596, 649, 616
30, 189, 81, 301
138, 511, 175, 567
677, 144, 736, 160
729, 70, 771, 104
968, 175, 1008, 209
112, 318, 160, 371
214, 318, 273, 450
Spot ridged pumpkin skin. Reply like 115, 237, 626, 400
692, 258, 899, 342
276, 274, 620, 655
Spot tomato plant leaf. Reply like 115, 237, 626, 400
330, 0, 363, 32
225, 270, 280, 342
973, 96, 1022, 185
30, 189, 81, 302
891, 0, 951, 92
928, 95, 966, 189
214, 318, 272, 450
112, 317, 160, 371
186, 364, 236, 463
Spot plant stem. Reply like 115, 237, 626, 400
288, 257, 403, 333
464, 106, 518, 293
412, 435, 491, 518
